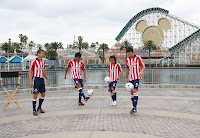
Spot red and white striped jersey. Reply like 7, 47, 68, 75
108, 63, 123, 81
126, 55, 145, 81
29, 58, 45, 78
67, 60, 85, 79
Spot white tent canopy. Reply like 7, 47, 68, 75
21, 55, 47, 71
22, 55, 47, 62
22, 55, 37, 62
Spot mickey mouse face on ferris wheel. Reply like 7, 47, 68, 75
135, 18, 171, 47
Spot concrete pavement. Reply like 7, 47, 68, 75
0, 88, 200, 138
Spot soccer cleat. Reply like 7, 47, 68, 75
113, 101, 117, 106
130, 107, 137, 114
85, 97, 90, 102
33, 111, 38, 116
37, 108, 45, 113
79, 102, 84, 106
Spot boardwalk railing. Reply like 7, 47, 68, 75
0, 68, 200, 91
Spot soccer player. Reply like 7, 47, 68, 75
29, 49, 49, 116
126, 47, 146, 114
108, 55, 123, 106
64, 52, 90, 106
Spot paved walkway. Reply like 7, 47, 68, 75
0, 88, 200, 138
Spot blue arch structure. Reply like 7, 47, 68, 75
0, 57, 7, 63
115, 7, 169, 41
69, 52, 76, 56
9, 56, 23, 63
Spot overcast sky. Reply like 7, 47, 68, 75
0, 0, 200, 47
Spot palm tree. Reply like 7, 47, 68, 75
28, 41, 35, 50
120, 40, 132, 59
12, 42, 23, 53
37, 44, 42, 50
44, 43, 50, 50
143, 40, 157, 67
98, 43, 109, 64
8, 46, 15, 53
51, 42, 63, 52
19, 34, 28, 43
50, 42, 64, 60
19, 34, 28, 50
1, 42, 9, 53
90, 42, 99, 50
75, 36, 88, 52
68, 44, 73, 48
90, 43, 96, 48
44, 43, 51, 59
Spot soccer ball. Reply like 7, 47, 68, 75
87, 89, 94, 96
104, 76, 111, 83
125, 83, 134, 91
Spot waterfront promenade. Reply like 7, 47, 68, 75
0, 87, 200, 138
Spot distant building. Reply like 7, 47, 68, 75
0, 53, 29, 71
105, 43, 170, 64
58, 49, 101, 65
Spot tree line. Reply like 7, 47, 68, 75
0, 34, 157, 65
0, 34, 65, 60
67, 36, 110, 64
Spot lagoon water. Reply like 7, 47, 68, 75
0, 68, 200, 91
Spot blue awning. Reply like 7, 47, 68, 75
10, 57, 22, 63
0, 57, 7, 63
69, 52, 76, 55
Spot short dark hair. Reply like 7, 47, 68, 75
37, 49, 45, 54
109, 55, 116, 62
75, 52, 81, 58
127, 47, 133, 53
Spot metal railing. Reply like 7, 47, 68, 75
0, 68, 200, 91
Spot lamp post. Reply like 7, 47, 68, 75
8, 38, 11, 47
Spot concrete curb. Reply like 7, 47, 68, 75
0, 84, 200, 95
